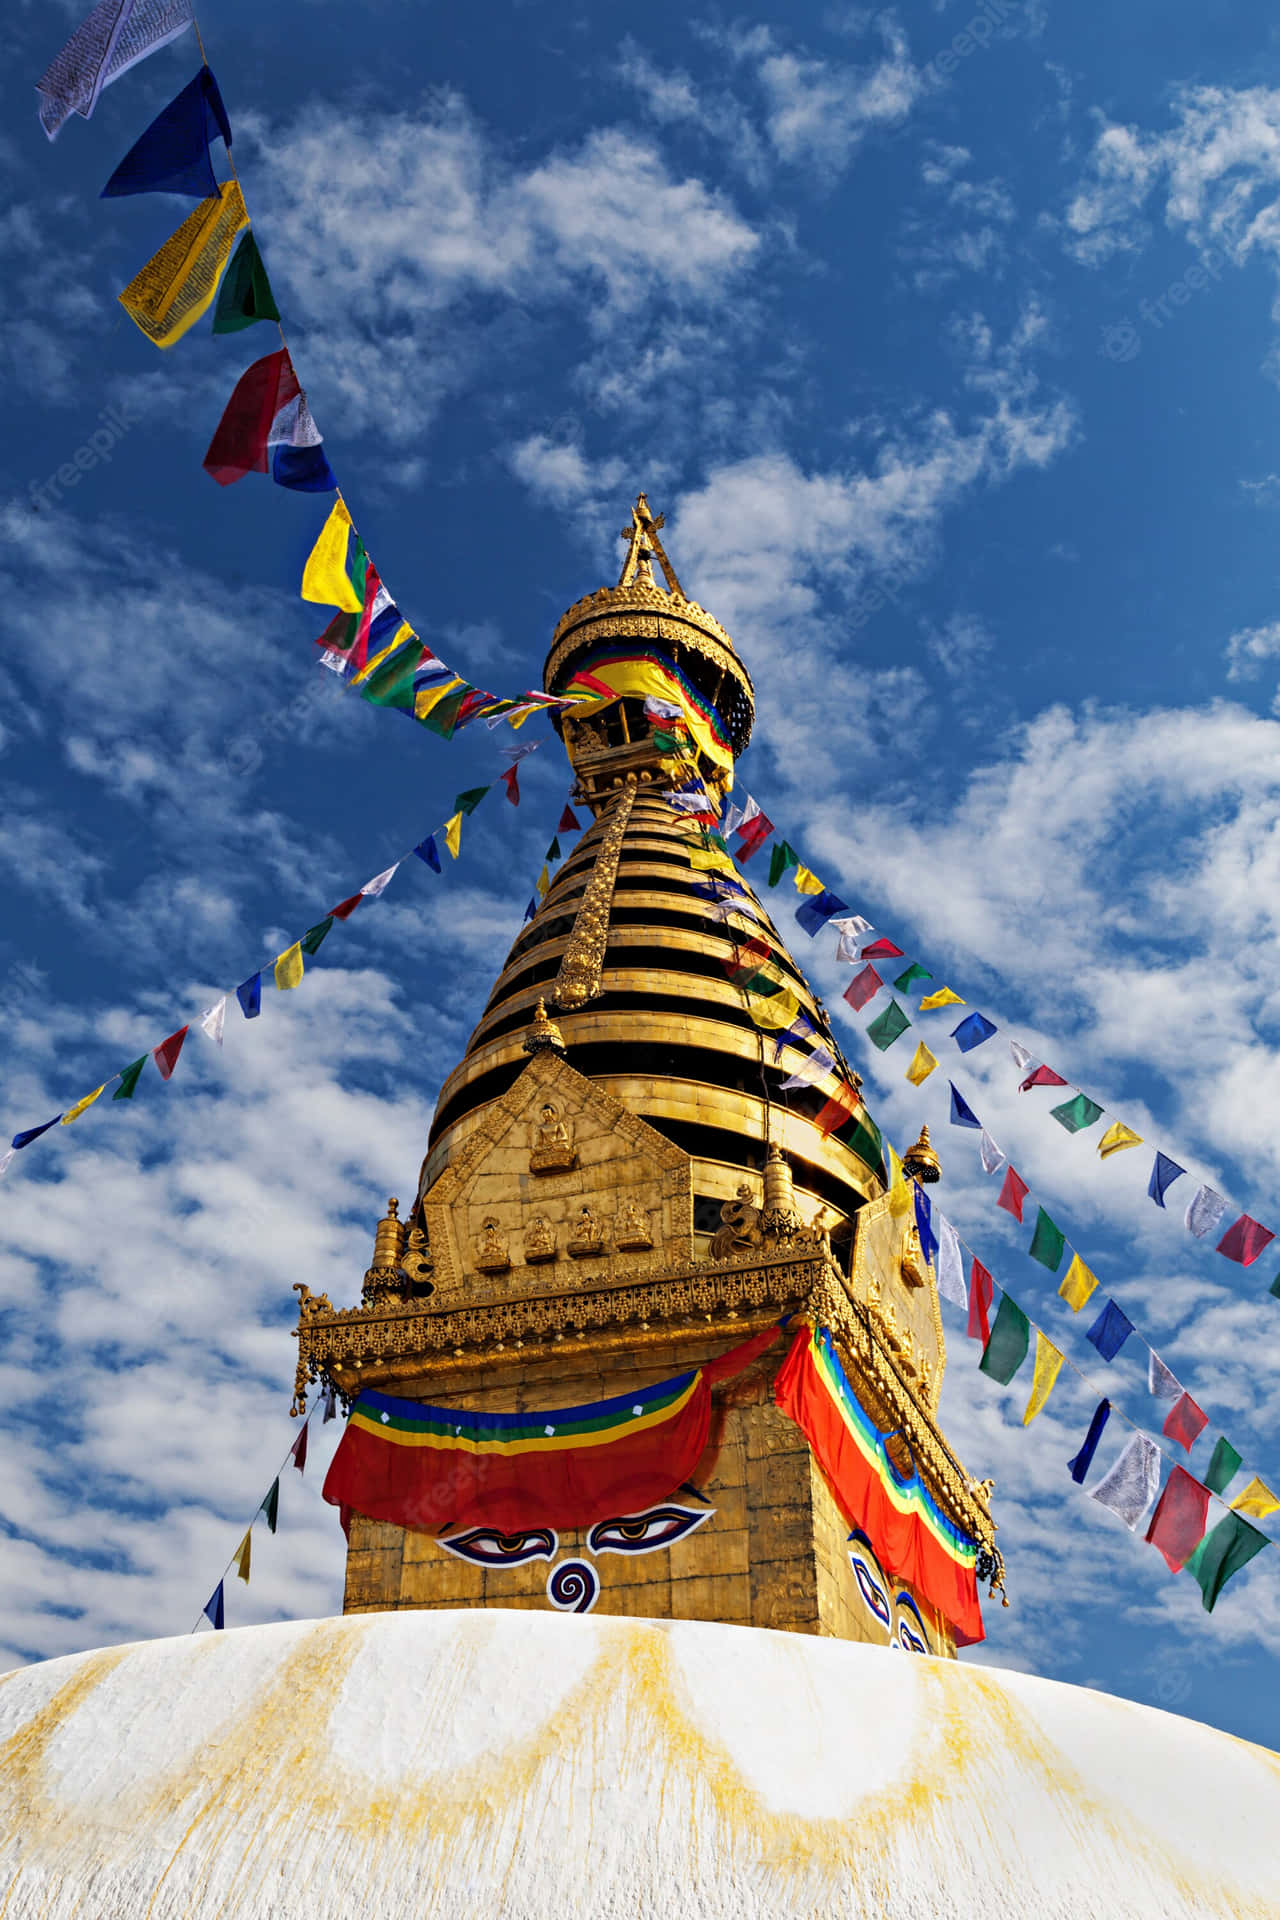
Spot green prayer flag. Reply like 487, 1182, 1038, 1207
454, 787, 490, 816
866, 999, 911, 1051
980, 1293, 1031, 1385
359, 640, 419, 710
1028, 1207, 1067, 1274
260, 1478, 280, 1534
1050, 1092, 1105, 1134
112, 1056, 147, 1101
1270, 1271, 1280, 1300
210, 229, 281, 334
652, 729, 682, 754
546, 835, 562, 862
893, 962, 933, 992
1184, 1509, 1270, 1612
768, 841, 799, 888
1205, 1436, 1243, 1497
300, 917, 333, 957
700, 831, 729, 855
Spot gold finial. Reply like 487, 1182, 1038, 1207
522, 995, 567, 1055
902, 1122, 942, 1185
617, 491, 685, 598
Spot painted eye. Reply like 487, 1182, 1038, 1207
849, 1553, 892, 1628
587, 1503, 714, 1557
895, 1594, 932, 1655
438, 1526, 558, 1568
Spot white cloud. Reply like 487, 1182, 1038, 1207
1224, 620, 1280, 681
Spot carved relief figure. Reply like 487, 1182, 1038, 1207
899, 1219, 927, 1288
474, 1218, 511, 1273
530, 1103, 576, 1174
523, 1215, 557, 1263
709, 1184, 762, 1261
568, 1205, 604, 1257
614, 1198, 653, 1251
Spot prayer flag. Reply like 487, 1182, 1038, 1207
913, 1183, 939, 1268
114, 1056, 146, 1099
1148, 1151, 1186, 1209
967, 1259, 993, 1343
62, 1084, 109, 1125
893, 962, 933, 992
202, 348, 300, 485
1164, 1391, 1208, 1453
235, 1528, 252, 1584
1185, 1185, 1228, 1240
780, 1045, 837, 1093
501, 766, 520, 806
301, 499, 364, 613
1050, 1093, 1104, 1134
1023, 1332, 1064, 1424
413, 836, 441, 874
535, 866, 550, 901
211, 228, 279, 332
980, 1294, 1030, 1385
300, 918, 332, 957
291, 1425, 308, 1473
455, 787, 489, 817
1088, 1434, 1161, 1530
37, 0, 195, 140
1148, 1351, 1181, 1406
792, 864, 825, 895
1028, 1207, 1066, 1274
1068, 1400, 1111, 1484
1098, 1121, 1143, 1159
330, 894, 363, 921
275, 944, 303, 991
236, 973, 261, 1019
1230, 1476, 1280, 1520
1009, 1041, 1033, 1073
1185, 1510, 1269, 1611
198, 998, 225, 1046
1216, 1213, 1276, 1267
1086, 1299, 1133, 1362
100, 66, 230, 199
919, 987, 964, 1011
1019, 1064, 1068, 1093
118, 179, 247, 347
861, 938, 904, 961
749, 986, 800, 1034
1058, 1252, 1098, 1313
260, 1478, 279, 1533
952, 1012, 997, 1052
773, 1011, 816, 1060
444, 814, 462, 859
935, 1215, 966, 1308
905, 1041, 936, 1085
1205, 1437, 1242, 1497
866, 999, 910, 1051
559, 806, 581, 832
323, 1382, 337, 1422
979, 1129, 1005, 1176
736, 812, 773, 861
815, 1086, 863, 1139
886, 1145, 912, 1217
997, 1165, 1029, 1222
12, 1117, 61, 1149
842, 964, 882, 1012
833, 918, 873, 962
203, 1581, 225, 1630
152, 1026, 188, 1080
767, 841, 799, 887
523, 899, 536, 923
949, 1083, 981, 1129
795, 890, 848, 937
1145, 1467, 1210, 1573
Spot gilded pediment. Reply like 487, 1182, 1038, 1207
848, 1193, 946, 1410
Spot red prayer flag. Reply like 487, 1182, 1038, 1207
842, 964, 883, 1013
558, 806, 581, 833
1216, 1213, 1276, 1268
501, 766, 520, 806
329, 893, 364, 921
202, 348, 299, 486
997, 1165, 1029, 1222
1163, 1391, 1209, 1454
152, 1026, 189, 1082
967, 1258, 993, 1343
1144, 1465, 1210, 1572
861, 938, 904, 960
1019, 1064, 1069, 1092
291, 1424, 309, 1473
735, 812, 773, 861
815, 1087, 862, 1138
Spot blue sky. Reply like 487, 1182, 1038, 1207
5, 0, 1280, 1747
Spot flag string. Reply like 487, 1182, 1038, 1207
191, 1388, 329, 1634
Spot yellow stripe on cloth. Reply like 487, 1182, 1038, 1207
793, 865, 825, 895
563, 657, 734, 773
535, 865, 550, 899
118, 182, 248, 348
1023, 1331, 1064, 1424
886, 1144, 912, 1216
235, 1529, 252, 1584
444, 813, 463, 859
1057, 1252, 1099, 1313
1230, 1476, 1280, 1520
919, 987, 965, 1011
275, 943, 304, 990
904, 1042, 937, 1085
1098, 1120, 1144, 1159
349, 1374, 701, 1456
690, 845, 736, 874
61, 1084, 108, 1125
748, 985, 800, 1032
301, 498, 362, 612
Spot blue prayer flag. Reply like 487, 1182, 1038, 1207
236, 973, 261, 1019
949, 1082, 982, 1129
414, 834, 442, 874
1147, 1150, 1186, 1210
951, 1011, 997, 1053
523, 898, 536, 923
913, 1182, 938, 1267
101, 67, 231, 199
1086, 1298, 1134, 1363
203, 1580, 225, 1630
12, 1115, 62, 1150
1068, 1399, 1111, 1484
773, 1010, 815, 1061
795, 889, 848, 938
272, 443, 338, 493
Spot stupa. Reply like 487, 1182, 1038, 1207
2, 496, 1277, 1919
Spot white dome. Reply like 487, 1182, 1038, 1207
0, 1609, 1276, 1918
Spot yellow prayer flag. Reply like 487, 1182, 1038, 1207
905, 1042, 937, 1086
1097, 1120, 1144, 1159
1023, 1331, 1065, 1425
235, 1529, 252, 1585
275, 943, 304, 991
61, 1084, 108, 1126
1230, 1476, 1280, 1520
886, 1144, 913, 1216
351, 622, 416, 687
793, 865, 826, 895
1057, 1252, 1099, 1313
414, 677, 465, 723
919, 987, 965, 1012
301, 499, 363, 612
690, 846, 736, 873
749, 986, 800, 1032
535, 865, 550, 900
118, 182, 248, 348
444, 813, 463, 860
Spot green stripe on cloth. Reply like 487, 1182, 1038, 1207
1028, 1207, 1067, 1273
980, 1294, 1030, 1385
866, 999, 911, 1051
1050, 1092, 1104, 1134
1184, 1510, 1270, 1612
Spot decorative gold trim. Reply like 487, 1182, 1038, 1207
552, 776, 638, 1010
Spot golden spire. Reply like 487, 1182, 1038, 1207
521, 996, 567, 1055
902, 1123, 942, 1185
617, 492, 685, 598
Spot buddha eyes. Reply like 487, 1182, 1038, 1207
894, 1594, 933, 1655
587, 1504, 713, 1556
438, 1526, 558, 1567
849, 1552, 893, 1627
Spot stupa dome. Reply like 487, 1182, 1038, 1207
1, 1609, 1275, 1918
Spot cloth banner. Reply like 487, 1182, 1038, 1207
100, 65, 230, 199
997, 1165, 1029, 1221
1205, 1437, 1242, 1497
843, 964, 882, 1012
866, 999, 910, 1051
324, 1324, 781, 1534
952, 1012, 997, 1052
1088, 1433, 1162, 1530
795, 890, 848, 937
1023, 1331, 1064, 1425
979, 1293, 1030, 1385
979, 1129, 1004, 1175
1217, 1214, 1275, 1267
557, 650, 734, 772
935, 1215, 966, 1308
1145, 1466, 1210, 1573
1058, 1252, 1098, 1313
949, 1083, 981, 1129
1230, 1476, 1280, 1520
203, 348, 299, 485
37, 0, 194, 140
1028, 1207, 1066, 1273
1087, 1298, 1133, 1362
1148, 1152, 1186, 1208
1186, 1185, 1228, 1239
211, 228, 280, 332
1050, 1092, 1104, 1135
1164, 1391, 1208, 1454
118, 180, 247, 347
967, 1258, 993, 1343
1068, 1399, 1111, 1484
905, 1041, 937, 1085
1185, 1510, 1270, 1612
774, 1324, 984, 1644
920, 987, 964, 1011
1098, 1121, 1143, 1159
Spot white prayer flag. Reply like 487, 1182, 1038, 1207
833, 917, 874, 962
37, 0, 194, 140
360, 863, 400, 899
198, 998, 226, 1047
722, 803, 745, 837
1185, 1184, 1228, 1239
979, 1129, 1006, 1176
0, 1149, 14, 1181
1148, 1351, 1181, 1405
780, 1045, 837, 1092
1088, 1434, 1162, 1530
1009, 1040, 1033, 1074
935, 1215, 967, 1308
